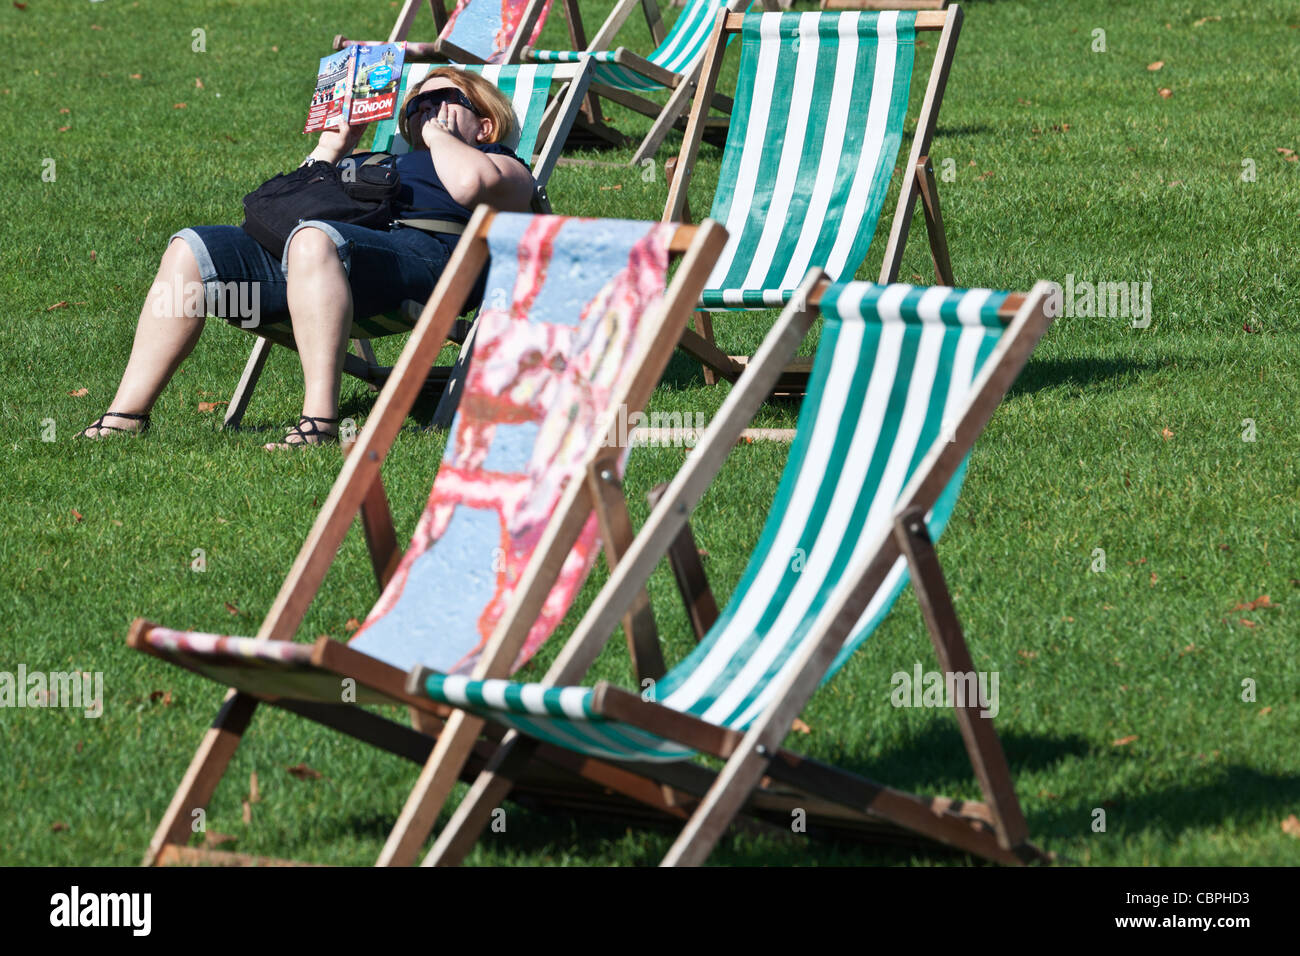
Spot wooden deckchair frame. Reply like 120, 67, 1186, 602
134, 207, 730, 867
221, 59, 594, 431
664, 5, 962, 388
407, 270, 1057, 867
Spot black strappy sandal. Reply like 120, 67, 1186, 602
79, 411, 151, 439
272, 415, 339, 448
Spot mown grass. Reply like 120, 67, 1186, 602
0, 0, 1297, 866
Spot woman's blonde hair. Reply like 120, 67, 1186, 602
397, 67, 517, 148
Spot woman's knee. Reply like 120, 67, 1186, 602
285, 226, 344, 272
158, 236, 200, 284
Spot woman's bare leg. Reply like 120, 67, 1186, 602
268, 226, 353, 447
82, 237, 206, 437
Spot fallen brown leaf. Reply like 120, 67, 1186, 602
599, 184, 622, 191
1283, 815, 1300, 838
1161, 427, 1173, 440
59, 108, 70, 114
1158, 88, 1173, 99
58, 125, 71, 132
68, 387, 89, 396
89, 250, 97, 262
14, 2, 28, 9
1277, 147, 1296, 157
271, 46, 279, 52
1193, 16, 1221, 27
224, 602, 241, 615
1149, 571, 1158, 587
129, 73, 142, 80
344, 617, 361, 632
249, 772, 261, 804
791, 718, 812, 735
1038, 790, 1059, 800
1238, 619, 1257, 628
1018, 649, 1037, 660
90, 24, 102, 30
51, 821, 69, 832
1147, 61, 1164, 71
75, 740, 84, 753
71, 509, 84, 523
197, 401, 229, 413
1243, 321, 1260, 333
1259, 707, 1272, 716
195, 77, 205, 89
976, 170, 994, 181
203, 831, 236, 848
287, 763, 322, 781
1112, 735, 1138, 747
173, 103, 188, 109
1233, 595, 1272, 612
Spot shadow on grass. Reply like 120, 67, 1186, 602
1009, 355, 1159, 397
1030, 765, 1300, 844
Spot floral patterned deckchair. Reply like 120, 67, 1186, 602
127, 208, 728, 866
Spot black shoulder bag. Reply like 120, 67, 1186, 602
240, 154, 401, 258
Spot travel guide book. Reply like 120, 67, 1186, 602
304, 42, 407, 133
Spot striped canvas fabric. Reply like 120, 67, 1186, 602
441, 0, 555, 65
702, 11, 916, 309
151, 215, 678, 684
371, 62, 557, 158
531, 0, 729, 93
417, 282, 1011, 761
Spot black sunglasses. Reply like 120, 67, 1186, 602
403, 87, 480, 123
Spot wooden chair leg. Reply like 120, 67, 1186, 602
893, 506, 1030, 852
588, 459, 665, 683
647, 482, 718, 641
680, 312, 745, 386
631, 73, 698, 167
915, 156, 955, 286
376, 708, 488, 866
144, 690, 259, 865
422, 731, 542, 866
223, 337, 274, 430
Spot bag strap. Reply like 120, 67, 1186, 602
393, 217, 466, 236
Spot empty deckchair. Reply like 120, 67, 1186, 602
523, 0, 756, 164
128, 207, 729, 866
406, 272, 1058, 866
337, 0, 561, 65
665, 7, 962, 388
222, 59, 594, 430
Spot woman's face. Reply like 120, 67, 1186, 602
409, 77, 491, 147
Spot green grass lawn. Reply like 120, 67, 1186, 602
1, 0, 1297, 866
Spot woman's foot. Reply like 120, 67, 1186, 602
79, 411, 151, 439
263, 415, 339, 451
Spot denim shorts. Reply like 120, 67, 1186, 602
169, 221, 473, 330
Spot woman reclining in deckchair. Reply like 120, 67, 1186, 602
80, 67, 536, 448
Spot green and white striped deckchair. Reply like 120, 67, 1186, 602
523, 0, 756, 164
666, 7, 964, 386
221, 59, 594, 431
406, 270, 1059, 866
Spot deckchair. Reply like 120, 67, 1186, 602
665, 7, 963, 389
336, 0, 560, 65
405, 272, 1058, 866
128, 208, 729, 866
521, 0, 758, 165
823, 0, 949, 10
221, 59, 594, 430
